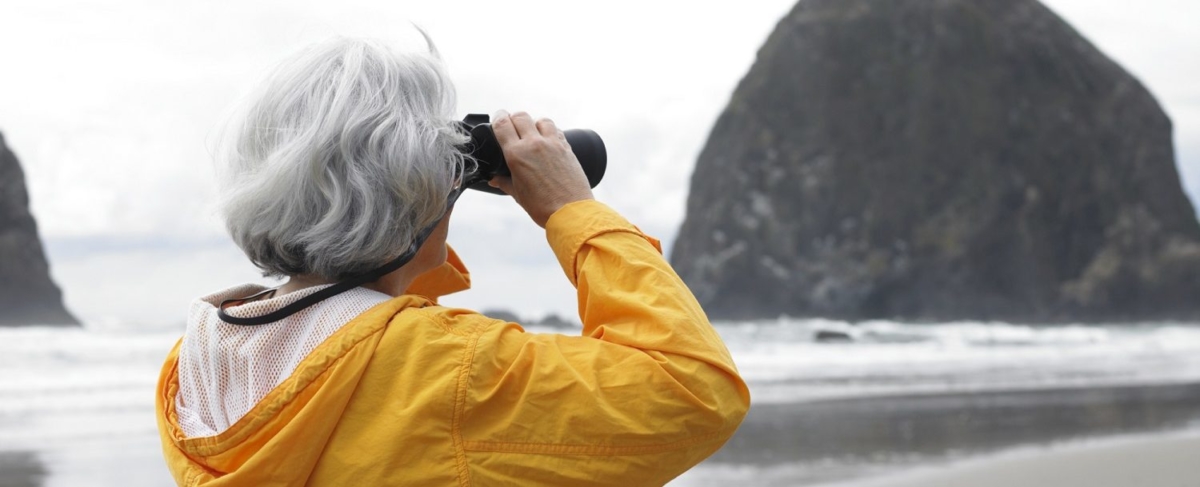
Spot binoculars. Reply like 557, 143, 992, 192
456, 114, 607, 195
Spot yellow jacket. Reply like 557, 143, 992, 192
156, 200, 750, 486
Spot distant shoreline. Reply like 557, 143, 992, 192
827, 429, 1200, 487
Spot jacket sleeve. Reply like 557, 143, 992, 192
456, 200, 750, 486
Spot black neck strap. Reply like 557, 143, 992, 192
217, 183, 468, 326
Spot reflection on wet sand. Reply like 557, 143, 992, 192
706, 382, 1200, 482
0, 451, 45, 487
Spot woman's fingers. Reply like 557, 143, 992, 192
508, 111, 538, 139
488, 109, 594, 227
491, 110, 518, 146
535, 118, 559, 138
488, 175, 515, 196
493, 110, 560, 144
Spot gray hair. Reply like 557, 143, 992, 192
215, 35, 469, 281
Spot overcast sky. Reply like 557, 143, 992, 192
1, 0, 1197, 326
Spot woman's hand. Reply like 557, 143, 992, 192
487, 110, 595, 228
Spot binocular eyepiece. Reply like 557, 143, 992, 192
457, 114, 607, 195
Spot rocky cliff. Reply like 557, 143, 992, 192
0, 132, 77, 325
671, 0, 1200, 322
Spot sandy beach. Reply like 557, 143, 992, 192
830, 431, 1200, 487
714, 381, 1200, 464
0, 451, 45, 487
671, 381, 1200, 486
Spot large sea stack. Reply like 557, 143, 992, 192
0, 132, 77, 326
671, 0, 1200, 322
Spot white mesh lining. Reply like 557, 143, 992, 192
175, 283, 390, 438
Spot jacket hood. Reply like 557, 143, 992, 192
156, 295, 427, 485
156, 248, 470, 486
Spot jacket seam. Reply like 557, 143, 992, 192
461, 426, 737, 456
451, 323, 484, 486
415, 306, 471, 336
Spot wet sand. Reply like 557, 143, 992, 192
832, 432, 1200, 487
0, 451, 45, 487
685, 381, 1200, 485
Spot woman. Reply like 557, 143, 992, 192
155, 35, 749, 486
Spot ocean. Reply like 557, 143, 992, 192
4, 319, 1199, 486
